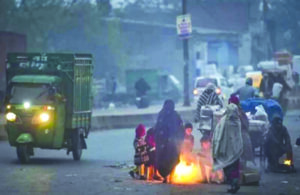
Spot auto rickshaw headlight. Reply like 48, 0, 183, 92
23, 101, 31, 109
193, 89, 198, 95
6, 104, 11, 110
43, 105, 55, 111
40, 113, 50, 122
284, 159, 292, 166
6, 112, 16, 122
215, 88, 221, 95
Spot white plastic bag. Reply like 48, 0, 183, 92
272, 82, 283, 98
246, 112, 252, 120
254, 105, 268, 122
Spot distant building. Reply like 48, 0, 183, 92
47, 0, 256, 83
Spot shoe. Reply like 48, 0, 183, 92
227, 183, 240, 194
163, 177, 167, 183
227, 186, 240, 194
231, 185, 240, 194
129, 171, 135, 178
140, 176, 146, 180
227, 185, 234, 193
227, 188, 233, 193
227, 179, 240, 194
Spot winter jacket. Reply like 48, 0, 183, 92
233, 85, 256, 101
195, 88, 223, 122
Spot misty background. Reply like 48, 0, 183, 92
1, 0, 300, 84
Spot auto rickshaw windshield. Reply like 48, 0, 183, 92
9, 83, 54, 105
196, 78, 218, 88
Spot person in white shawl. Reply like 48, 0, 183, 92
212, 103, 243, 194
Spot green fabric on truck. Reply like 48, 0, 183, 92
11, 75, 61, 84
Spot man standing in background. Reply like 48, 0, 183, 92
233, 78, 257, 101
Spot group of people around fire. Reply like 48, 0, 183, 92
129, 78, 294, 194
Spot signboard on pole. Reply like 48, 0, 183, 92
176, 14, 192, 39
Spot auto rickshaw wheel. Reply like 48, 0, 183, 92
72, 129, 82, 161
16, 144, 30, 164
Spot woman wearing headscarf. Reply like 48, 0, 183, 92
212, 103, 243, 193
154, 99, 184, 183
228, 95, 255, 167
194, 82, 223, 122
264, 114, 294, 172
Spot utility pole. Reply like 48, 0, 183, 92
262, 0, 271, 59
182, 0, 190, 106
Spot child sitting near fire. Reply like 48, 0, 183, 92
145, 127, 162, 180
177, 122, 196, 168
198, 130, 224, 184
129, 124, 149, 180
182, 122, 195, 154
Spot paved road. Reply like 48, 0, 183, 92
0, 112, 300, 195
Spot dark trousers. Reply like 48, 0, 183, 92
223, 159, 240, 184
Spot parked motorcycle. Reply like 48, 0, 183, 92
135, 95, 150, 109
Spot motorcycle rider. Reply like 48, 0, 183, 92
264, 114, 294, 172
232, 77, 257, 101
194, 82, 223, 123
194, 83, 224, 146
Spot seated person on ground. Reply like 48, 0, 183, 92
264, 114, 294, 172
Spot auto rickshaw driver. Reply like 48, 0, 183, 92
47, 85, 65, 102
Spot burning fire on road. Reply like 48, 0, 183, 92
172, 155, 203, 184
284, 159, 291, 166
171, 152, 224, 185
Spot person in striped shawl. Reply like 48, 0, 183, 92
194, 83, 223, 122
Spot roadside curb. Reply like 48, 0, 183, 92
285, 110, 300, 117
1, 109, 299, 140
91, 109, 195, 130
0, 107, 196, 139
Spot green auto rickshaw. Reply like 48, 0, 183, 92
4, 53, 93, 163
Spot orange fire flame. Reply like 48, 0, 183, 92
284, 160, 291, 166
171, 147, 224, 184
172, 155, 203, 184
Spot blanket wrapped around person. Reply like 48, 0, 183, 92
212, 103, 243, 193
154, 100, 184, 182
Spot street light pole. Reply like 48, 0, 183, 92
182, 0, 190, 106
262, 0, 270, 59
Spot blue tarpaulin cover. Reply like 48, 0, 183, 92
240, 98, 283, 122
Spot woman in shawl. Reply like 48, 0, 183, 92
154, 99, 184, 183
264, 114, 294, 172
212, 103, 243, 194
194, 82, 223, 122
228, 95, 255, 168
